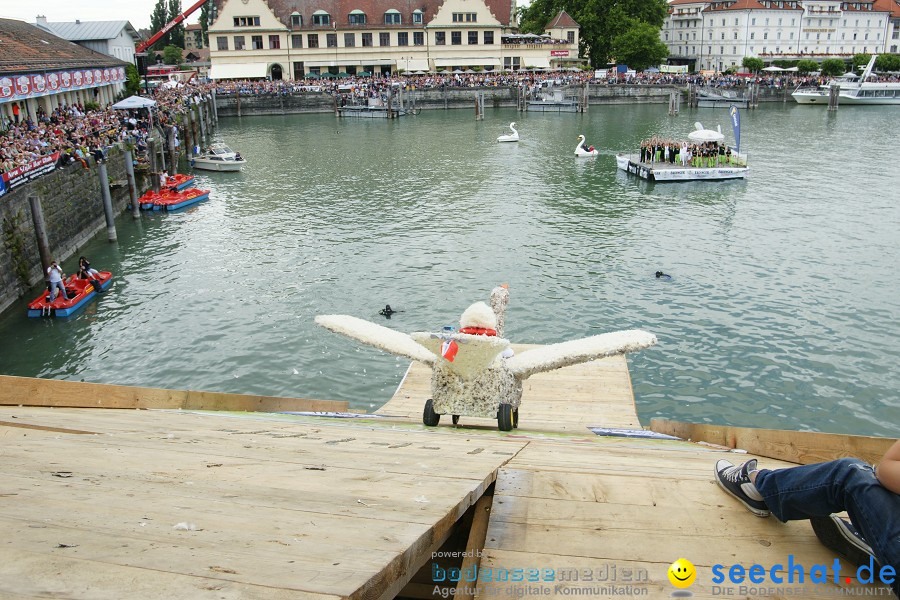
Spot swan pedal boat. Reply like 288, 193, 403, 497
575, 135, 598, 157
497, 122, 519, 143
27, 272, 113, 318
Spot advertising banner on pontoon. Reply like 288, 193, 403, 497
730, 104, 741, 152
0, 153, 60, 198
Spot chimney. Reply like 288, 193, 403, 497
36, 15, 48, 26
75, 19, 81, 25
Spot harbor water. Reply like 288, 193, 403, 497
0, 103, 897, 437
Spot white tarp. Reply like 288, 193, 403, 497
209, 63, 268, 79
398, 59, 429, 71
111, 95, 156, 109
433, 57, 500, 67
522, 57, 551, 69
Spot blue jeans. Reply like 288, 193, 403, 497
48, 280, 68, 301
755, 458, 899, 596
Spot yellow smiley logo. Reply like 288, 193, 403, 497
668, 558, 697, 588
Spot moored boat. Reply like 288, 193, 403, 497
137, 188, 210, 211
191, 144, 245, 172
792, 55, 900, 106
165, 174, 195, 191
27, 272, 113, 318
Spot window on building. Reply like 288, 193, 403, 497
349, 11, 367, 24
679, 32, 683, 40
484, 31, 494, 44
362, 32, 373, 46
413, 31, 424, 45
735, 18, 739, 25
312, 12, 330, 25
764, 32, 768, 39
291, 34, 302, 48
790, 31, 794, 39
252, 35, 263, 49
234, 35, 246, 50
379, 32, 390, 46
751, 32, 755, 39
217, 36, 228, 50
385, 10, 401, 24
752, 17, 756, 25
733, 45, 737, 53
435, 31, 445, 45
468, 31, 478, 44
734, 31, 738, 39
269, 35, 280, 49
721, 32, 725, 39
709, 18, 713, 26
451, 31, 461, 45
567, 31, 574, 43
398, 32, 408, 45
722, 18, 726, 25
327, 33, 337, 47
233, 16, 261, 27
765, 17, 769, 25
778, 17, 782, 25
308, 33, 319, 47
453, 13, 463, 22
412, 10, 423, 24
291, 13, 302, 27
344, 32, 355, 46
466, 13, 477, 22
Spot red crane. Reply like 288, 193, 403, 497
136, 0, 210, 53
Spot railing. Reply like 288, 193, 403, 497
501, 43, 575, 49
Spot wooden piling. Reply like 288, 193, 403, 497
148, 138, 160, 194
27, 195, 52, 272
123, 149, 139, 219
96, 162, 117, 242
167, 125, 177, 174
828, 83, 840, 111
211, 89, 218, 123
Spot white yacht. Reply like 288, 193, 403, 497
191, 144, 246, 172
792, 56, 900, 105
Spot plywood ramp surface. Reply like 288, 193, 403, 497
474, 439, 892, 599
0, 407, 526, 600
378, 349, 640, 434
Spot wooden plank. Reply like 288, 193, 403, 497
0, 375, 352, 413
650, 418, 896, 465
0, 419, 98, 435
453, 495, 494, 600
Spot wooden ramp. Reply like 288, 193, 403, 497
378, 349, 641, 433
0, 407, 525, 600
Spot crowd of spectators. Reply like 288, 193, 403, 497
0, 83, 214, 177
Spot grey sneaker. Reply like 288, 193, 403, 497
810, 515, 881, 569
715, 459, 770, 517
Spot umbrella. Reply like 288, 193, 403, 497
320, 72, 336, 78
762, 65, 783, 72
306, 73, 320, 79
337, 72, 350, 78
111, 95, 157, 110
783, 66, 799, 72
688, 122, 725, 143
358, 71, 372, 76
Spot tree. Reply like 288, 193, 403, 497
796, 59, 819, 74
199, 1, 210, 47
124, 64, 142, 96
517, 0, 668, 66
168, 0, 185, 48
875, 54, 900, 72
819, 58, 846, 77
742, 57, 763, 73
149, 0, 169, 49
611, 22, 668, 71
163, 44, 183, 65
852, 53, 871, 71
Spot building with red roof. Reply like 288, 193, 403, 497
661, 0, 897, 71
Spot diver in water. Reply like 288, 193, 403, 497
655, 271, 672, 281
379, 304, 401, 318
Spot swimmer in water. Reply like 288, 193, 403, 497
379, 304, 401, 318
655, 271, 672, 281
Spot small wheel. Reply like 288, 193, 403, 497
513, 409, 519, 429
452, 415, 460, 425
497, 404, 513, 432
423, 398, 440, 427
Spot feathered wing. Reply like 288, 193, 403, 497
505, 330, 657, 380
410, 332, 510, 379
315, 315, 435, 365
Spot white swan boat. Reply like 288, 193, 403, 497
497, 122, 519, 143
575, 135, 598, 157
792, 55, 900, 105
191, 144, 246, 172
616, 123, 749, 182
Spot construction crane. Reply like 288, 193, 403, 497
136, 0, 212, 53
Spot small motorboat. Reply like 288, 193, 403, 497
146, 188, 211, 211
575, 135, 598, 157
191, 144, 246, 172
27, 272, 113, 318
497, 122, 519, 143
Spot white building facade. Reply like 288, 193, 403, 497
662, 0, 899, 72
35, 18, 140, 65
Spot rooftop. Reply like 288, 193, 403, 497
0, 18, 127, 75
34, 18, 139, 43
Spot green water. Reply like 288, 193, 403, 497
0, 103, 897, 437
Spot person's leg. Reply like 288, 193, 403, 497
755, 458, 900, 589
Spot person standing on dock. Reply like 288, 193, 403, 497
714, 440, 900, 598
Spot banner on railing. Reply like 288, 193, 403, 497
0, 153, 60, 198
0, 67, 125, 102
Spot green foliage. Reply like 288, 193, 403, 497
84, 101, 101, 111
168, 0, 185, 48
199, 1, 210, 47
852, 53, 871, 71
611, 22, 668, 71
772, 59, 798, 69
874, 54, 900, 72
472, 66, 483, 72
796, 59, 819, 74
125, 64, 142, 96
163, 45, 183, 65
517, 0, 668, 66
723, 66, 737, 75
742, 57, 764, 72
819, 58, 846, 77
2, 212, 30, 287
149, 0, 169, 49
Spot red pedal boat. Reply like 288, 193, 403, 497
27, 272, 113, 317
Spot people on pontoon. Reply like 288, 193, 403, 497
639, 139, 741, 168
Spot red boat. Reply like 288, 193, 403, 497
27, 272, 113, 317
138, 187, 210, 211
166, 173, 196, 191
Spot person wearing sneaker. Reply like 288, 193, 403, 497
715, 440, 900, 598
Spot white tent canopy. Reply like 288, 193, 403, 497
762, 65, 783, 72
111, 95, 157, 109
688, 122, 725, 143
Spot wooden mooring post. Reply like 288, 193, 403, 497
474, 91, 485, 120
668, 90, 680, 115
580, 83, 588, 113
828, 83, 840, 111
167, 125, 177, 173
123, 149, 139, 219
148, 138, 161, 194
27, 195, 52, 272
96, 162, 117, 242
